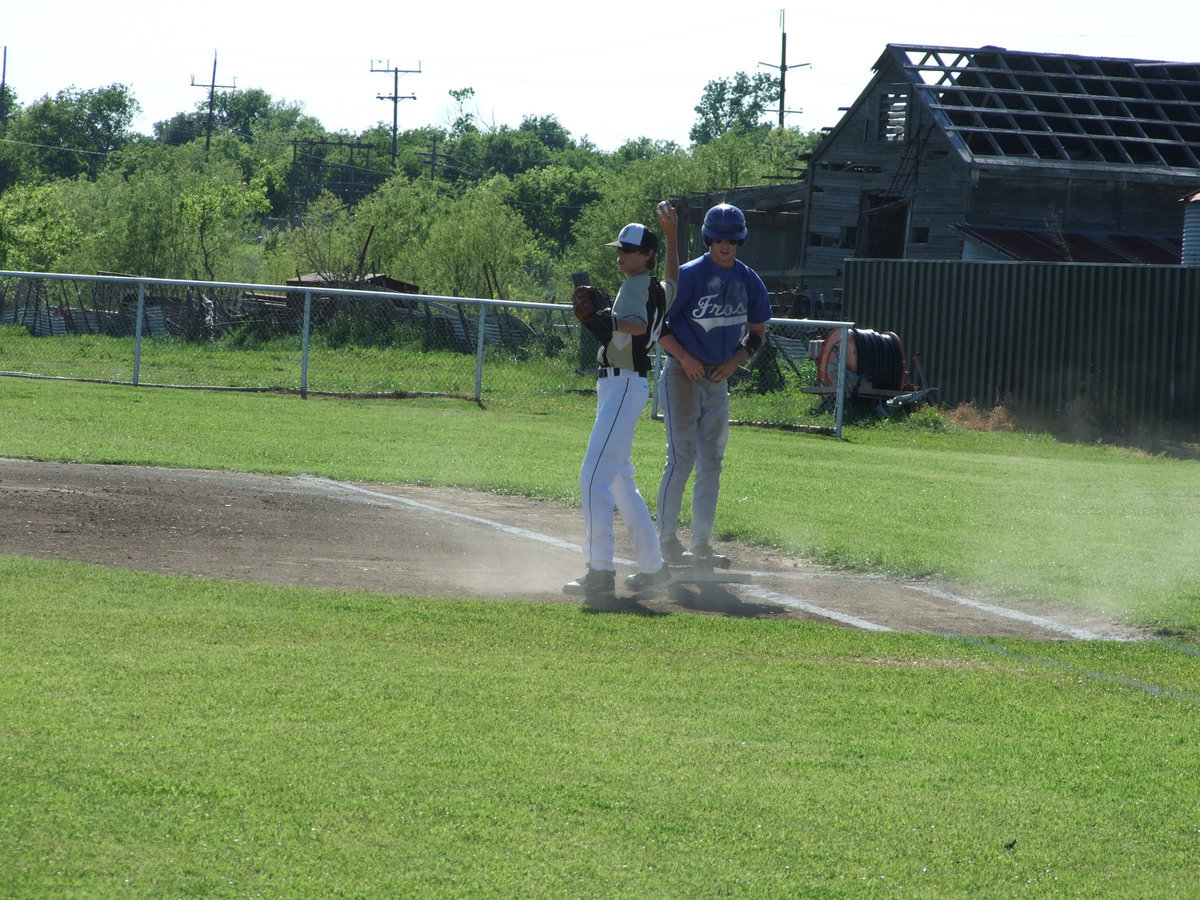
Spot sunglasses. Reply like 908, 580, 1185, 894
707, 238, 743, 246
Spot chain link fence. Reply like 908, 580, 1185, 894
1, 271, 854, 432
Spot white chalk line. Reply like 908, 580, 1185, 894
740, 568, 1134, 643
304, 475, 1121, 640
736, 585, 894, 631
903, 583, 1135, 643
303, 475, 581, 553
303, 476, 1200, 704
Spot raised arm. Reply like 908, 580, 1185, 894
657, 200, 679, 285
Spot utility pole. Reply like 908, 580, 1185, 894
371, 60, 419, 168
759, 10, 808, 128
191, 51, 236, 156
423, 135, 440, 180
1, 46, 8, 131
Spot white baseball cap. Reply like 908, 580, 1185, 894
605, 223, 659, 252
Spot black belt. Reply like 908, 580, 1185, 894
597, 366, 647, 378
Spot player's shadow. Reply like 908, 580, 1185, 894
670, 582, 780, 618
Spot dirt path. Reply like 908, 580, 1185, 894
0, 458, 1141, 641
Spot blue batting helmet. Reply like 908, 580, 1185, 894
701, 204, 748, 242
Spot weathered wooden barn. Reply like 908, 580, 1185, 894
798, 43, 1200, 300
662, 45, 1200, 431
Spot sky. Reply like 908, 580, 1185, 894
4, 1, 1199, 152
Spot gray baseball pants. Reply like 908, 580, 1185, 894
655, 357, 730, 547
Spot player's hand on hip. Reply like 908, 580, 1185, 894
709, 359, 740, 382
680, 356, 705, 380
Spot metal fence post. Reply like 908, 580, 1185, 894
300, 289, 313, 399
474, 300, 486, 402
132, 281, 146, 385
650, 347, 665, 419
834, 325, 849, 439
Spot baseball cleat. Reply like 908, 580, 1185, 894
659, 535, 687, 566
684, 542, 731, 568
623, 566, 675, 594
563, 566, 617, 607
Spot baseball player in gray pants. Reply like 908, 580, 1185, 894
654, 203, 772, 568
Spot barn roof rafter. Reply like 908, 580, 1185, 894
885, 44, 1200, 171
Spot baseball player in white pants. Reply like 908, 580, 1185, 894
564, 208, 678, 609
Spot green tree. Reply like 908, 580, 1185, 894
211, 88, 278, 139
479, 124, 554, 177
690, 72, 779, 145
447, 87, 479, 136
152, 110, 206, 147
153, 89, 333, 218
415, 177, 544, 299
0, 126, 23, 193
754, 127, 824, 180
0, 80, 19, 188
438, 114, 583, 180
691, 130, 764, 190
154, 88, 322, 147
563, 162, 677, 296
518, 115, 572, 153
262, 175, 443, 287
0, 66, 817, 295
511, 164, 610, 254
345, 175, 442, 284
0, 82, 15, 130
283, 134, 388, 216
50, 139, 270, 280
438, 128, 486, 182
8, 84, 140, 181
262, 191, 356, 283
54, 143, 190, 277
611, 137, 684, 163
358, 124, 447, 182
178, 171, 271, 280
0, 182, 82, 270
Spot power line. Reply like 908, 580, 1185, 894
0, 136, 110, 158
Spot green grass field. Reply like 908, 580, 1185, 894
3, 378, 1200, 897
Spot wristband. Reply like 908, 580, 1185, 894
740, 331, 764, 355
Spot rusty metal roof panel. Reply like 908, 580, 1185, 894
954, 223, 1182, 263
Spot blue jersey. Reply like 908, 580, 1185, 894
667, 254, 772, 365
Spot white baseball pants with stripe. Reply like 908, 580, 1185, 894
580, 372, 664, 574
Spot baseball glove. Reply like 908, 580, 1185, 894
572, 284, 605, 322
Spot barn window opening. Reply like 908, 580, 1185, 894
878, 91, 908, 142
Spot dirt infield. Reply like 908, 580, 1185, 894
0, 458, 1142, 641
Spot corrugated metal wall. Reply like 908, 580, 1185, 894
843, 260, 1200, 426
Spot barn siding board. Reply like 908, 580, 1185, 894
844, 259, 1200, 428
